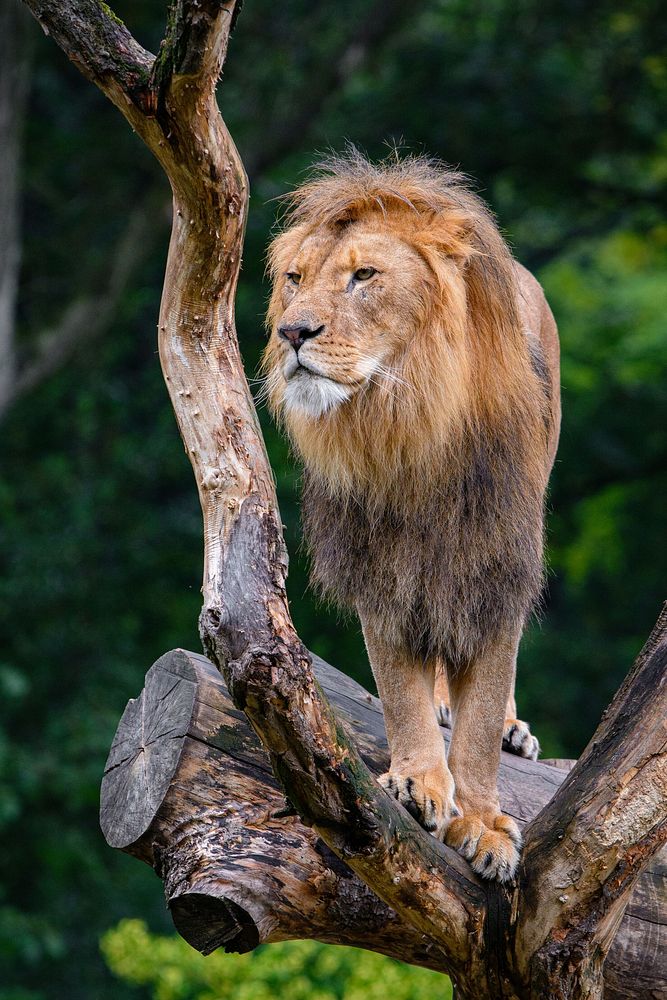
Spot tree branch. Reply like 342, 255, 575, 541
101, 649, 451, 971
21, 0, 152, 101
517, 605, 667, 996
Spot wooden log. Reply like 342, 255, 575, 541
100, 648, 666, 995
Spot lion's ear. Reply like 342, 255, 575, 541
421, 208, 478, 260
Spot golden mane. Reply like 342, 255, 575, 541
264, 150, 549, 504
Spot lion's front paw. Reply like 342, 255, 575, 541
379, 765, 459, 839
503, 718, 540, 760
445, 812, 521, 883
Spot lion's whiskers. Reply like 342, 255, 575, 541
359, 358, 413, 407
252, 369, 282, 406
373, 362, 409, 389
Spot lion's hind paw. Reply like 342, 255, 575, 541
379, 768, 459, 839
435, 700, 452, 728
503, 719, 540, 760
446, 813, 521, 883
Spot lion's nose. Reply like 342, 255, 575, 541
278, 323, 325, 350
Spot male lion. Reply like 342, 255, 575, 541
262, 151, 560, 882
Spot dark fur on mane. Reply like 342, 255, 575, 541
303, 423, 545, 669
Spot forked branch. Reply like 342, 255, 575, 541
100, 646, 666, 999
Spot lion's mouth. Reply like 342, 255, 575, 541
287, 360, 341, 384
282, 365, 353, 416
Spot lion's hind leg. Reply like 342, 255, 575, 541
434, 664, 452, 728
502, 691, 540, 760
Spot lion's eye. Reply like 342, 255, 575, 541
286, 272, 301, 286
353, 267, 376, 282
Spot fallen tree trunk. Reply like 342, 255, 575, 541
100, 647, 666, 998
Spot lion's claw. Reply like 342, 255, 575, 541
446, 812, 521, 883
436, 700, 452, 728
379, 766, 458, 839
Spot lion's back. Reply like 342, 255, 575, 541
514, 262, 561, 471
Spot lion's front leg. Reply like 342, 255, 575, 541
362, 617, 458, 840
444, 626, 523, 883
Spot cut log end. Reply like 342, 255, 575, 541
170, 892, 260, 955
100, 650, 198, 849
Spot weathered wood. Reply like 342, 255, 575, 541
101, 648, 666, 996
517, 608, 667, 998
102, 649, 452, 970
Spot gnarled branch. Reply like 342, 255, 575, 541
517, 608, 667, 996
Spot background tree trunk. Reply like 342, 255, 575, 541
0, 0, 31, 409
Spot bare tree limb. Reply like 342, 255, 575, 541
21, 0, 153, 101
517, 606, 667, 997
100, 646, 666, 998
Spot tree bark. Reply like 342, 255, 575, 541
100, 646, 666, 997
22, 2, 667, 997
517, 605, 667, 997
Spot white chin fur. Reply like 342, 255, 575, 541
283, 372, 352, 417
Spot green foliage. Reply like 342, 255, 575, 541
518, 226, 667, 752
101, 921, 450, 1000
1, 1, 666, 997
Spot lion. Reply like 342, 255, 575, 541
262, 150, 560, 882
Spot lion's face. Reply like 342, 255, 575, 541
265, 221, 438, 418
261, 153, 541, 494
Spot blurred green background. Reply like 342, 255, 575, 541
0, 0, 665, 997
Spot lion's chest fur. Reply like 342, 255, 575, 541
302, 433, 545, 668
